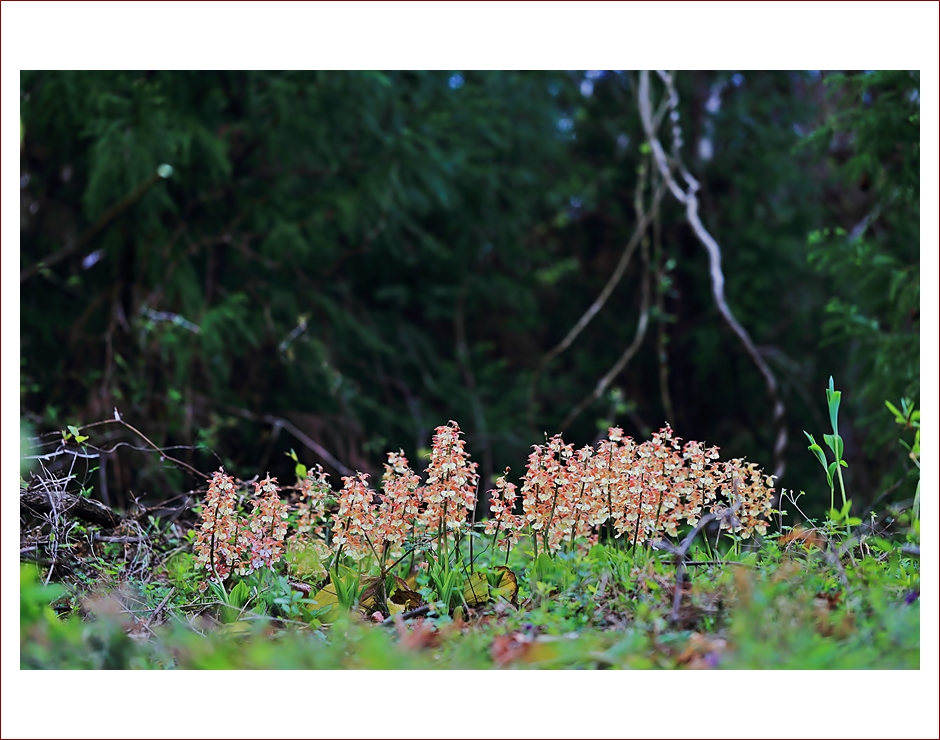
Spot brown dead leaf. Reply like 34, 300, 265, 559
388, 575, 422, 612
780, 525, 824, 551
361, 575, 422, 617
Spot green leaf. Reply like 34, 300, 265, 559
823, 433, 844, 461
885, 400, 903, 421
867, 537, 893, 553
827, 389, 841, 435
805, 436, 828, 472
530, 552, 558, 586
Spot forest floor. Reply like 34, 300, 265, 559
20, 476, 920, 670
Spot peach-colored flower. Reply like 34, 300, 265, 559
239, 475, 289, 574
194, 468, 240, 585
420, 421, 479, 538
332, 472, 378, 560
486, 468, 524, 550
378, 450, 421, 554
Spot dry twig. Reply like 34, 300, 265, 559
652, 478, 744, 623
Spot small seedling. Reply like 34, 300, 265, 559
804, 377, 849, 520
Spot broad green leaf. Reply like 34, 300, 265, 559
823, 433, 844, 461
867, 537, 893, 553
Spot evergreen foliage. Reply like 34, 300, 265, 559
20, 70, 919, 514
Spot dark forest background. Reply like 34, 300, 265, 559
19, 70, 920, 518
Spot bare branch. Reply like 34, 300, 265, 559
74, 416, 209, 480
527, 117, 668, 429
558, 159, 663, 433
144, 587, 176, 629
638, 70, 787, 481
226, 406, 353, 477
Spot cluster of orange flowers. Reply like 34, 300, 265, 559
505, 424, 775, 553
194, 470, 290, 586
331, 422, 479, 561
195, 421, 775, 578
194, 469, 240, 582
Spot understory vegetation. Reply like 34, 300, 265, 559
20, 381, 920, 670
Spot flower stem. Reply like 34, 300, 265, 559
568, 481, 586, 553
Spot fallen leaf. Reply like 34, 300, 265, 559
308, 582, 340, 622
358, 575, 386, 612
780, 525, 824, 551
463, 572, 490, 606
492, 566, 518, 605
388, 575, 422, 613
